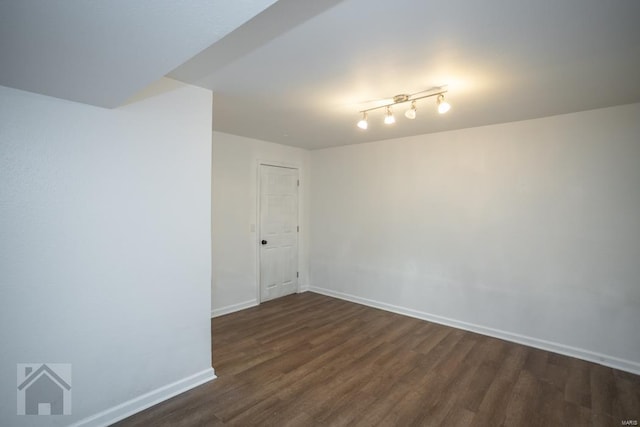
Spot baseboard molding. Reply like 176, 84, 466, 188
298, 284, 310, 293
309, 286, 640, 375
211, 299, 258, 318
71, 367, 216, 427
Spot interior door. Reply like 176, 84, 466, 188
259, 164, 299, 302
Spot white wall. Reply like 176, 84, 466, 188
310, 103, 640, 373
211, 132, 310, 317
0, 79, 214, 426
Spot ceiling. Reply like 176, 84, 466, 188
0, 0, 277, 107
169, 0, 640, 149
2, 1, 639, 150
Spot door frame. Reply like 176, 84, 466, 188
255, 160, 301, 303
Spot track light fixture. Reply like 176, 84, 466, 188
384, 106, 395, 124
357, 112, 368, 129
356, 86, 450, 129
437, 94, 451, 114
405, 100, 417, 119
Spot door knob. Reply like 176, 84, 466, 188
261, 240, 267, 245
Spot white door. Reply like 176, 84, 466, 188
259, 165, 299, 302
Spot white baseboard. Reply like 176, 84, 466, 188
309, 286, 640, 375
298, 284, 310, 293
71, 367, 216, 427
211, 299, 258, 318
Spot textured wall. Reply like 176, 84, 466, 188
310, 103, 640, 372
211, 132, 310, 316
0, 78, 213, 426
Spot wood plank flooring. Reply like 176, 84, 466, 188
115, 292, 640, 426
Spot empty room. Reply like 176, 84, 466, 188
1, 1, 639, 426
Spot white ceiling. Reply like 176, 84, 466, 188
170, 0, 640, 149
2, 1, 638, 149
0, 0, 277, 107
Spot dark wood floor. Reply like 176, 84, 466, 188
116, 292, 640, 426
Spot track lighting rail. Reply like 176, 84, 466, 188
358, 87, 448, 114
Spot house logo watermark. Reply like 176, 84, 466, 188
17, 363, 71, 415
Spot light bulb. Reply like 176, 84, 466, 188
437, 94, 451, 114
405, 101, 417, 119
438, 101, 450, 114
384, 106, 395, 124
357, 112, 368, 130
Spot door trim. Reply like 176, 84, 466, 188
256, 160, 301, 304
